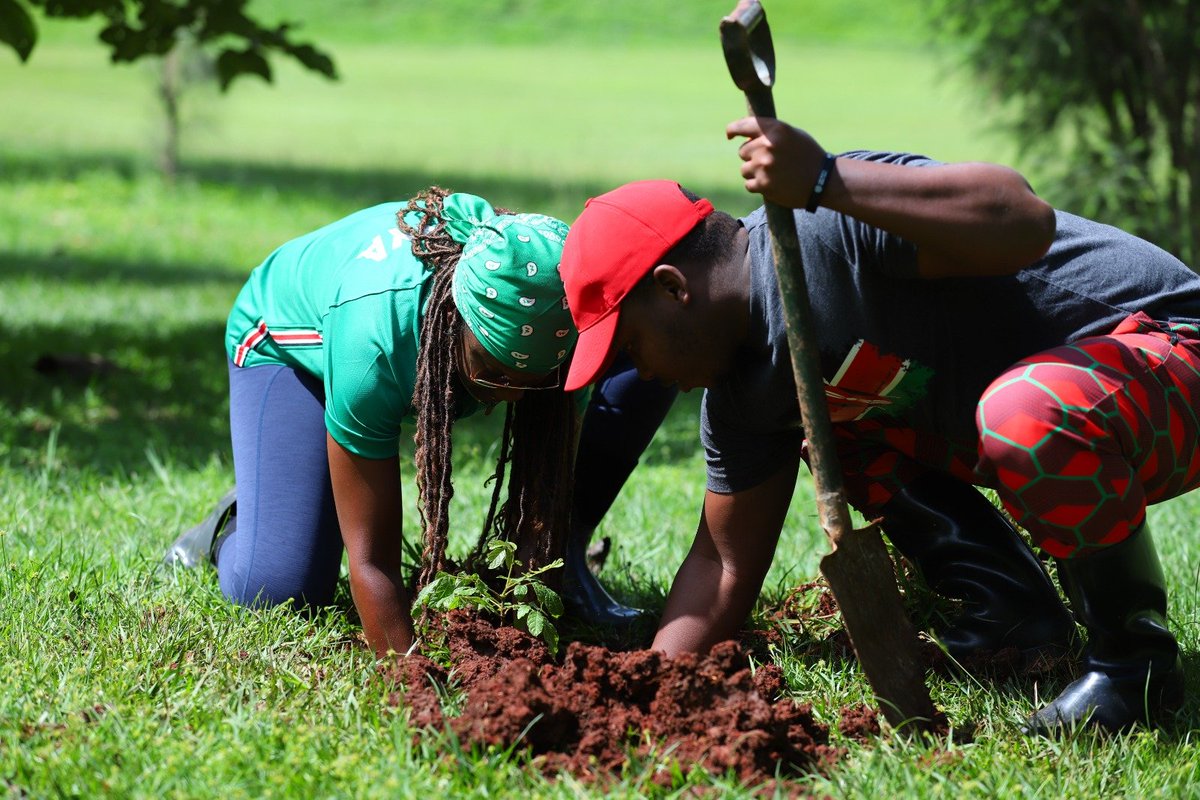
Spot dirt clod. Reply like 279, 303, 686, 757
837, 705, 881, 742
382, 611, 842, 786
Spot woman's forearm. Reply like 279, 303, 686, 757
349, 560, 414, 657
327, 433, 410, 658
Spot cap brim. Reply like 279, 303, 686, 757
564, 309, 620, 392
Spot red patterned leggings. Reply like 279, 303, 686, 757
835, 313, 1200, 559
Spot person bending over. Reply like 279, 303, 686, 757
558, 116, 1200, 734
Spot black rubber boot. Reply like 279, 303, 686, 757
162, 487, 237, 568
561, 524, 646, 627
1024, 525, 1183, 734
880, 473, 1077, 662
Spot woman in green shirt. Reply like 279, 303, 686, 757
168, 187, 579, 657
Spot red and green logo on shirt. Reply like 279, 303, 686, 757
824, 339, 932, 422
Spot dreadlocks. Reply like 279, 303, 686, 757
400, 187, 579, 592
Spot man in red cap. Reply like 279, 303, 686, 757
559, 115, 1200, 735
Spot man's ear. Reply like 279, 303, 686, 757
650, 264, 689, 304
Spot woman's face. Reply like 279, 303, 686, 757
456, 326, 560, 409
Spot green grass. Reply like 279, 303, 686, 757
3, 7, 1019, 213
3, 3, 1200, 798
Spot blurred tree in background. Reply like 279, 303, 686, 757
0, 0, 336, 178
933, 0, 1200, 267
0, 0, 335, 88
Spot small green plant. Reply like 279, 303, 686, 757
413, 539, 565, 655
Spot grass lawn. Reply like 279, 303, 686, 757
2, 6, 1200, 798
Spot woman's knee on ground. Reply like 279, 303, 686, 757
217, 539, 341, 610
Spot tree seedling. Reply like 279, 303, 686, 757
414, 539, 565, 655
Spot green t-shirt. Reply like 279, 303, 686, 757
226, 203, 478, 459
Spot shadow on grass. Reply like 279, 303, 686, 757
0, 149, 761, 222
761, 613, 1200, 738
2, 331, 703, 483
1160, 649, 1200, 737
0, 318, 232, 475
0, 149, 713, 479
0, 249, 246, 287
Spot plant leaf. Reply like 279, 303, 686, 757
289, 42, 336, 79
450, 585, 486, 609
530, 582, 563, 617
413, 573, 456, 609
215, 46, 271, 91
523, 557, 564, 581
0, 0, 37, 62
485, 539, 515, 571
542, 623, 559, 656
524, 609, 545, 638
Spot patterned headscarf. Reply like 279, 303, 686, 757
440, 193, 577, 374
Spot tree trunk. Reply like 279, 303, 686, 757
158, 44, 181, 183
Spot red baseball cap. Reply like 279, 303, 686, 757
560, 180, 714, 391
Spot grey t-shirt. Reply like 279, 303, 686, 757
701, 151, 1200, 494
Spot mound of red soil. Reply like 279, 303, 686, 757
383, 610, 846, 786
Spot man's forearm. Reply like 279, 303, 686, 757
651, 552, 762, 657
826, 159, 1056, 276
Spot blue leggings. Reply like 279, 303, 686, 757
572, 353, 678, 531
219, 360, 342, 608
218, 353, 676, 608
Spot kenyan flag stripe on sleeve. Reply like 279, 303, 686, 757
823, 339, 932, 422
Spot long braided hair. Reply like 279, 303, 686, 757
399, 187, 579, 592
